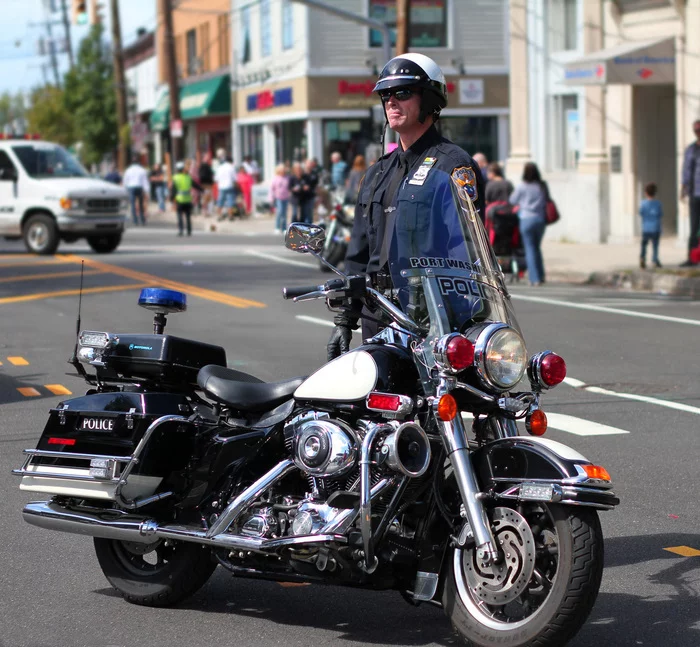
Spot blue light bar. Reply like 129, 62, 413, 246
138, 288, 187, 313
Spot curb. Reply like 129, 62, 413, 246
588, 269, 700, 298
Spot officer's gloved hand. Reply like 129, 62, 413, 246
327, 314, 357, 361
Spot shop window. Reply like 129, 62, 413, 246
369, 0, 447, 49
548, 0, 578, 52
240, 6, 251, 64
323, 119, 374, 170
186, 29, 198, 76
282, 0, 294, 50
261, 0, 271, 57
438, 117, 498, 168
551, 94, 580, 170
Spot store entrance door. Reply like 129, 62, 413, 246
634, 85, 677, 234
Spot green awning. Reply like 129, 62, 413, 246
149, 75, 230, 131
150, 90, 170, 131
180, 75, 230, 119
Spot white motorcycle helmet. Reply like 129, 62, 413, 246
373, 52, 448, 123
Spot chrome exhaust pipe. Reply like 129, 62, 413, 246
23, 502, 347, 553
23, 501, 156, 542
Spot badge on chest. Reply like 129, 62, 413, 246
408, 157, 437, 186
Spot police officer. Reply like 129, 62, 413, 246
327, 53, 484, 360
171, 161, 202, 236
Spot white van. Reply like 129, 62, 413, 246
0, 139, 128, 254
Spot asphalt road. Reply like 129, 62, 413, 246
1, 226, 699, 647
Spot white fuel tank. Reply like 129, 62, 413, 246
294, 350, 378, 401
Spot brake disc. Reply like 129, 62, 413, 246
461, 507, 536, 605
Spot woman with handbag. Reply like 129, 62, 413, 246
509, 162, 548, 286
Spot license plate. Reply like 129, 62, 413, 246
519, 482, 555, 502
80, 416, 116, 432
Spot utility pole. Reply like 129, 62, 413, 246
160, 0, 182, 162
109, 0, 128, 171
59, 0, 74, 69
396, 0, 410, 55
45, 18, 61, 85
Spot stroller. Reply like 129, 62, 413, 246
485, 202, 526, 282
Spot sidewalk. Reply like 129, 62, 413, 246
141, 205, 700, 297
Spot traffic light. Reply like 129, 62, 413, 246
72, 0, 88, 25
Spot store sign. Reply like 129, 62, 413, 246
459, 79, 484, 105
247, 87, 293, 111
170, 119, 183, 138
181, 93, 209, 111
564, 64, 606, 83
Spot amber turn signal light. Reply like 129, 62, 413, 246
582, 464, 611, 481
526, 409, 547, 436
437, 394, 458, 421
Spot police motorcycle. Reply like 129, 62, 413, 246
15, 170, 618, 647
317, 187, 354, 272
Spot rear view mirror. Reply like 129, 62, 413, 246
285, 223, 325, 254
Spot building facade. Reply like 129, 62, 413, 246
508, 0, 700, 245
231, 0, 510, 181
123, 30, 157, 163
152, 0, 233, 163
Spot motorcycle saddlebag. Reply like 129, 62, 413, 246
17, 391, 197, 503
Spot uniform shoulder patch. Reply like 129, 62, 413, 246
451, 166, 478, 202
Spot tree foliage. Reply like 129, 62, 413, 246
25, 85, 75, 146
64, 23, 117, 165
0, 91, 26, 133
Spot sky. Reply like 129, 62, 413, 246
0, 0, 156, 96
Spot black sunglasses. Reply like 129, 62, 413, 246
379, 88, 419, 102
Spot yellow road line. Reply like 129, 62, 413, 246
45, 384, 72, 396
7, 356, 29, 366
0, 269, 103, 284
0, 258, 69, 268
17, 387, 41, 397
61, 254, 266, 310
664, 546, 700, 557
0, 283, 151, 305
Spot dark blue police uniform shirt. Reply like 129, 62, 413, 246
345, 124, 484, 278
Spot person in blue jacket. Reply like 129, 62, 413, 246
639, 182, 663, 269
327, 53, 484, 360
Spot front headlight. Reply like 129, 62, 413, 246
475, 324, 527, 390
119, 199, 129, 211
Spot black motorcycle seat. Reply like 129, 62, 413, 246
197, 365, 306, 412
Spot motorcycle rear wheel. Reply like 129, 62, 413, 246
94, 537, 217, 607
442, 503, 603, 647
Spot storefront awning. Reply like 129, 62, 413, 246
149, 75, 231, 131
149, 89, 170, 131
563, 37, 675, 85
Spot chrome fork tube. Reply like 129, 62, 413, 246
206, 459, 295, 538
437, 414, 499, 566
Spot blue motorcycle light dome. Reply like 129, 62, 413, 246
138, 288, 187, 314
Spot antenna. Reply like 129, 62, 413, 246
69, 260, 85, 367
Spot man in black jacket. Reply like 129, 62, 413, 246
327, 53, 484, 360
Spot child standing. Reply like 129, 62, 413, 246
639, 182, 663, 269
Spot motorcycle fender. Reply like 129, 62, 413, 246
470, 435, 620, 510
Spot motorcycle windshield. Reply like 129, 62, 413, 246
386, 169, 521, 334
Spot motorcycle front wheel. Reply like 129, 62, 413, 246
442, 503, 603, 647
94, 537, 217, 607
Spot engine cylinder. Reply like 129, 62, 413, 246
293, 420, 357, 478
383, 422, 431, 477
